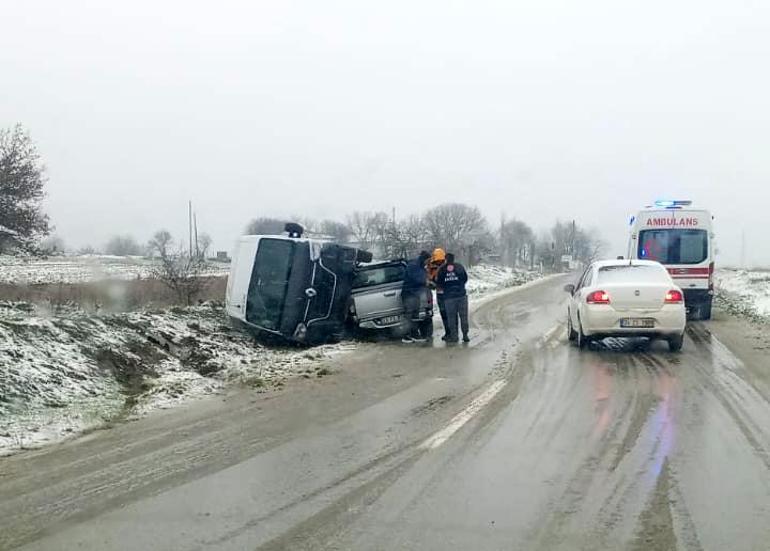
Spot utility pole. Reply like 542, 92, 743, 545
188, 201, 193, 257
193, 211, 199, 258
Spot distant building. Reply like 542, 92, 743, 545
215, 251, 230, 262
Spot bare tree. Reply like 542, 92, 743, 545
147, 229, 173, 258
500, 219, 535, 268
77, 244, 98, 255
537, 221, 606, 271
244, 217, 286, 235
423, 203, 488, 260
347, 211, 390, 251
0, 124, 50, 252
318, 219, 352, 242
148, 230, 210, 305
104, 234, 143, 256
380, 214, 428, 259
39, 235, 66, 255
573, 227, 606, 264
197, 233, 212, 258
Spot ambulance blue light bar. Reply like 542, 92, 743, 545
654, 199, 693, 208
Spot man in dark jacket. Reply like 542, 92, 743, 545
437, 253, 469, 343
402, 251, 431, 342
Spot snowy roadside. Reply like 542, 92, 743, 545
715, 269, 770, 322
0, 303, 353, 454
0, 254, 230, 285
0, 264, 543, 455
466, 265, 542, 297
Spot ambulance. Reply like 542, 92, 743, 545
627, 200, 715, 320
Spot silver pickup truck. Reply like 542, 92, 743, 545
348, 260, 434, 337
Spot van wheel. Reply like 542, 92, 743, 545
567, 313, 578, 341
668, 334, 684, 352
699, 301, 712, 321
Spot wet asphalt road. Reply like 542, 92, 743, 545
2, 276, 770, 550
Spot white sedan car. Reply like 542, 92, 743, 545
565, 259, 687, 352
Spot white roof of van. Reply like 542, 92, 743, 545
238, 234, 312, 243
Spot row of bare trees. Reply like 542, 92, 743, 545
244, 204, 605, 270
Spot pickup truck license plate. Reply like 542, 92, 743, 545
620, 318, 654, 328
380, 315, 402, 325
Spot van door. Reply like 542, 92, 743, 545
246, 239, 295, 331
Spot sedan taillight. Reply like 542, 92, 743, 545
665, 290, 684, 304
587, 290, 610, 304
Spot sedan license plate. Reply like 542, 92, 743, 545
620, 318, 654, 328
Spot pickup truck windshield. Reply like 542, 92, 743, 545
246, 239, 295, 330
353, 264, 405, 288
638, 229, 708, 265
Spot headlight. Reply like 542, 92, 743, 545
293, 323, 308, 341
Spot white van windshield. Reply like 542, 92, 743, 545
638, 229, 708, 265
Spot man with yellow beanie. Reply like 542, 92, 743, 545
428, 248, 449, 339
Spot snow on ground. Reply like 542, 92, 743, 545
0, 302, 348, 454
466, 265, 540, 296
0, 263, 542, 454
0, 255, 230, 285
715, 269, 770, 320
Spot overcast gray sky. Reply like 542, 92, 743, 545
2, 0, 768, 265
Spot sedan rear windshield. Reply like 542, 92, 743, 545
597, 265, 672, 285
353, 265, 405, 288
638, 229, 708, 265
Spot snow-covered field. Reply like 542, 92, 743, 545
0, 263, 542, 454
0, 302, 352, 454
0, 255, 230, 285
466, 265, 540, 296
715, 269, 770, 319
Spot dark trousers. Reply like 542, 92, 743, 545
444, 295, 469, 342
403, 292, 421, 338
436, 293, 448, 333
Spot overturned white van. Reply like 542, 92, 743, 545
226, 224, 372, 344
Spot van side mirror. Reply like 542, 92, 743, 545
563, 284, 575, 294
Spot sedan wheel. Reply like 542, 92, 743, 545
567, 312, 577, 342
577, 318, 589, 350
668, 334, 684, 352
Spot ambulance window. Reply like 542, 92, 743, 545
638, 229, 707, 265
